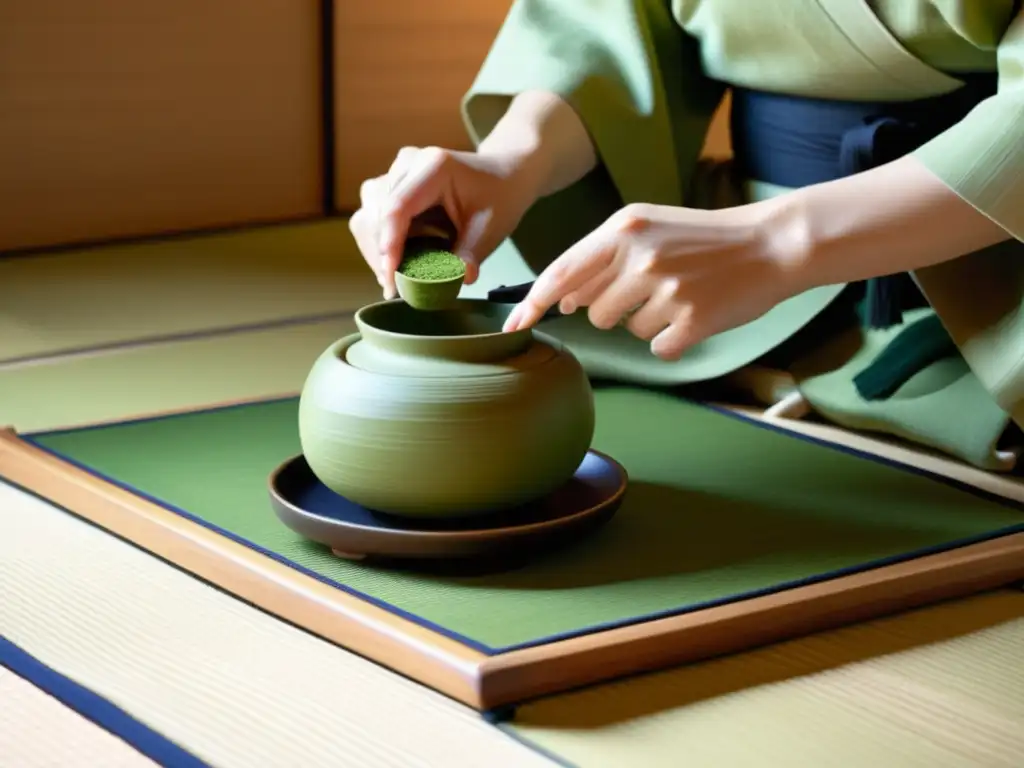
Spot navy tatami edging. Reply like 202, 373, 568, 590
0, 634, 210, 767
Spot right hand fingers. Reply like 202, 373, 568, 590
385, 146, 420, 201
378, 146, 455, 270
353, 146, 461, 298
349, 177, 393, 297
373, 146, 437, 283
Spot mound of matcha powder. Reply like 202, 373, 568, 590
398, 249, 466, 281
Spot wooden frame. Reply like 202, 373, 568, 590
3, 420, 1024, 713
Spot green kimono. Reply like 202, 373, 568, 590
461, 0, 1024, 471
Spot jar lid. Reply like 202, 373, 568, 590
343, 335, 557, 378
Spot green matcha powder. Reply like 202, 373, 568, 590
398, 249, 466, 281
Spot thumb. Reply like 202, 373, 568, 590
453, 208, 505, 286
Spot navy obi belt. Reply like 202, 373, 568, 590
730, 73, 998, 329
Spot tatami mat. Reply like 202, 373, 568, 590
509, 591, 1024, 767
4, 474, 1022, 768
6, 229, 1024, 767
0, 220, 379, 365
0, 481, 554, 768
0, 235, 536, 432
0, 667, 156, 768
0, 220, 538, 368
0, 318, 353, 432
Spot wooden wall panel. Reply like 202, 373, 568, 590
332, 0, 733, 210
332, 0, 511, 211
0, 1, 324, 252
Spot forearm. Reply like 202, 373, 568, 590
476, 90, 598, 201
766, 154, 1013, 291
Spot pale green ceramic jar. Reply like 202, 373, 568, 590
298, 299, 595, 518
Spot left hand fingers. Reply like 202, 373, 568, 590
615, 277, 708, 360
584, 272, 654, 330
624, 279, 682, 341
503, 229, 617, 332
558, 269, 613, 315
649, 306, 701, 360
641, 280, 730, 360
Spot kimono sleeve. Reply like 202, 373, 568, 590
460, 0, 725, 272
912, 8, 1024, 242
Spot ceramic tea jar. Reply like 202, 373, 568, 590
298, 299, 595, 518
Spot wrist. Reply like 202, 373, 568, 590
477, 137, 551, 213
477, 90, 597, 202
745, 157, 1012, 294
744, 192, 820, 297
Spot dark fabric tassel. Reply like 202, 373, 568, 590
863, 276, 904, 329
852, 313, 959, 401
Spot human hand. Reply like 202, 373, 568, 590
502, 202, 806, 360
349, 146, 539, 299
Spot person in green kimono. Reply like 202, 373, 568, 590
349, 0, 1024, 472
